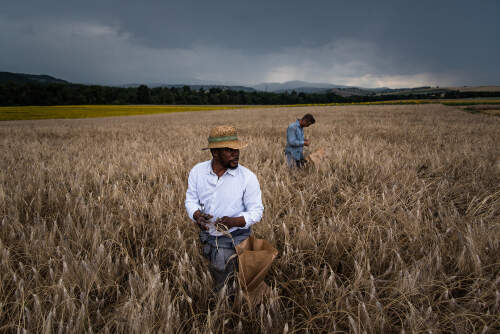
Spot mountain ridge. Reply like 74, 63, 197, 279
3, 71, 499, 97
252, 80, 350, 92
0, 71, 68, 84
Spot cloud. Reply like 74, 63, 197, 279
0, 18, 458, 88
1, 0, 498, 88
0, 17, 201, 84
255, 40, 458, 88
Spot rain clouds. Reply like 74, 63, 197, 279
1, 0, 498, 87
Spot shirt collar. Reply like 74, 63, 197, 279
207, 160, 238, 176
226, 167, 238, 176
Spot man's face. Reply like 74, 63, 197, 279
301, 119, 312, 128
217, 147, 240, 169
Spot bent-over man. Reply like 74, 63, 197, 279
285, 113, 316, 168
185, 125, 264, 292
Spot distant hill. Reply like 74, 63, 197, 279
329, 87, 377, 97
274, 86, 335, 93
253, 81, 500, 97
330, 86, 455, 97
252, 80, 348, 92
121, 83, 256, 92
3, 71, 498, 98
124, 81, 500, 97
0, 71, 69, 85
446, 86, 500, 92
179, 84, 255, 92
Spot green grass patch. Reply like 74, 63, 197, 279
0, 105, 251, 121
1, 102, 435, 121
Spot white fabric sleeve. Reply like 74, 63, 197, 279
241, 172, 264, 229
185, 167, 201, 221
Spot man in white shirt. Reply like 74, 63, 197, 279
185, 125, 264, 292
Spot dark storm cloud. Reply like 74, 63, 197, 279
1, 0, 498, 87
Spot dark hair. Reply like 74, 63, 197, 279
302, 114, 316, 124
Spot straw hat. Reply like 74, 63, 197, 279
203, 125, 248, 150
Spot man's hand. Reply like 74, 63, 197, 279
217, 216, 246, 229
193, 210, 213, 231
304, 139, 310, 147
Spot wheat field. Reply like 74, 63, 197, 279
0, 104, 499, 333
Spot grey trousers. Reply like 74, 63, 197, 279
285, 152, 307, 169
199, 228, 251, 292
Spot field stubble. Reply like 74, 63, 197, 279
0, 104, 499, 333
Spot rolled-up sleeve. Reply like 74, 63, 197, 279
240, 173, 264, 229
287, 124, 304, 147
185, 168, 200, 221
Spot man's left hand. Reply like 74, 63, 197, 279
217, 216, 245, 228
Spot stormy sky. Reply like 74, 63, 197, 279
1, 0, 498, 88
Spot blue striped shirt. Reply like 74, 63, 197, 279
285, 119, 304, 160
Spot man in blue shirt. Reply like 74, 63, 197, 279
285, 113, 316, 168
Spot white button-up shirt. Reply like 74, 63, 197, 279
185, 160, 264, 236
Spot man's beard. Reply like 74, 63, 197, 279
223, 160, 238, 170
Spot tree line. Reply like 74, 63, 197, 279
1, 82, 498, 106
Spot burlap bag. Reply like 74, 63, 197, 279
235, 235, 278, 305
306, 147, 328, 167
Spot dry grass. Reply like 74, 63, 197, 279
0, 104, 499, 333
483, 109, 500, 116
460, 105, 500, 117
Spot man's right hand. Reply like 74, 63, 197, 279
304, 139, 310, 146
193, 210, 213, 230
